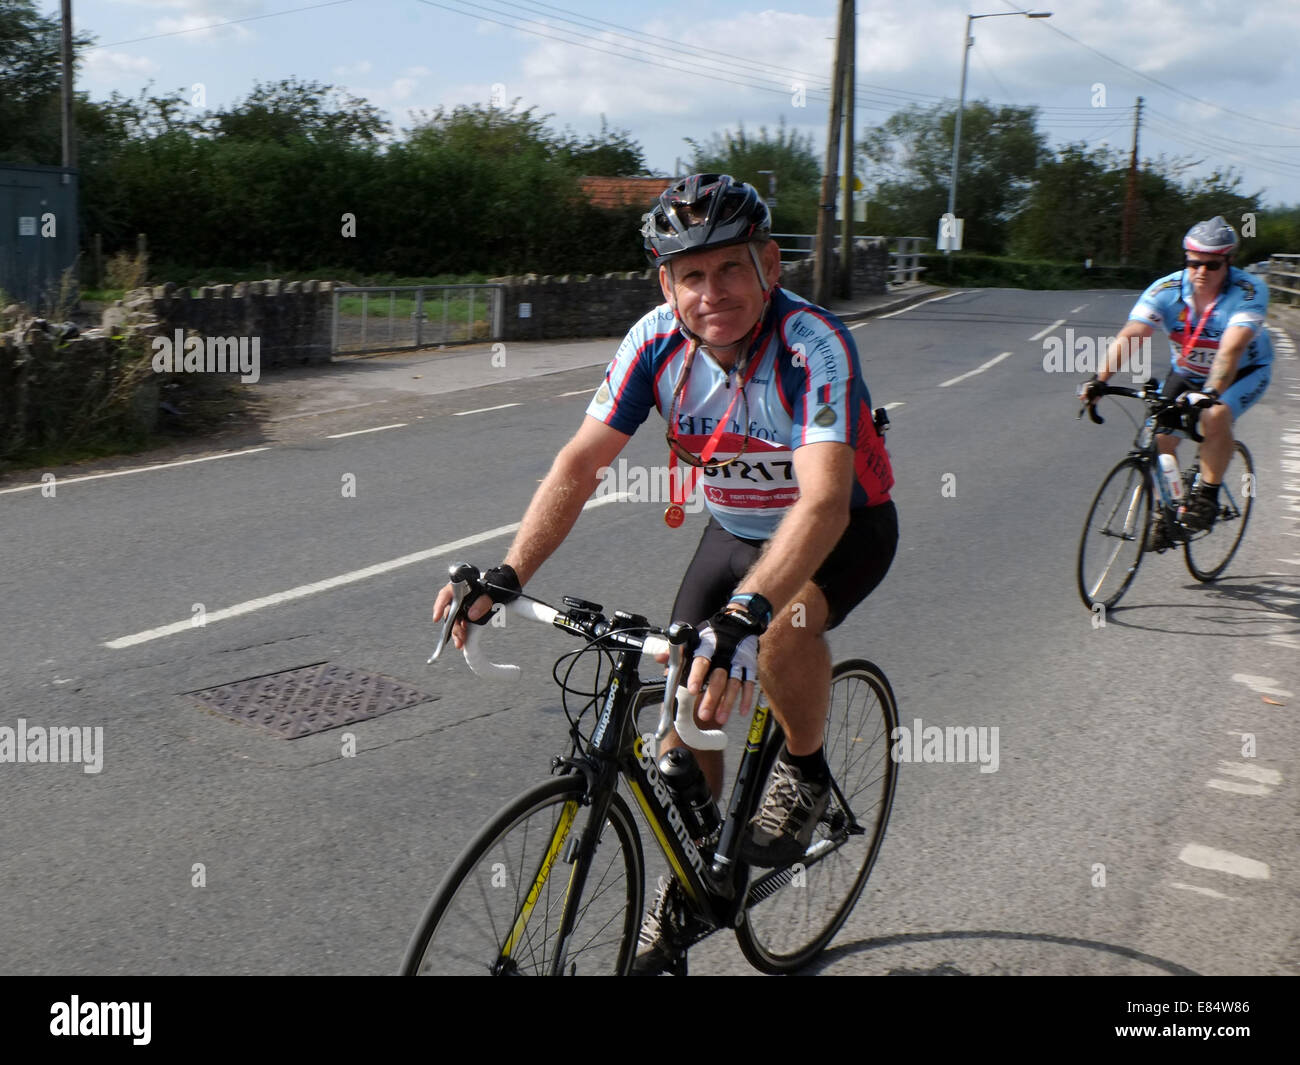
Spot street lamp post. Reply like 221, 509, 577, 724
944, 9, 1051, 254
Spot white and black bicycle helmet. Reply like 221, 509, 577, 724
1183, 215, 1238, 256
642, 174, 772, 266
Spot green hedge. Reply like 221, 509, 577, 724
921, 253, 1154, 290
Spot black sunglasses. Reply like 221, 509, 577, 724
1184, 258, 1226, 272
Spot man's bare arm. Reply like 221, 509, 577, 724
1097, 320, 1155, 382
1204, 325, 1253, 394
433, 415, 629, 639
731, 441, 855, 615
501, 416, 630, 586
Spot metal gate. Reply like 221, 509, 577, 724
330, 283, 504, 354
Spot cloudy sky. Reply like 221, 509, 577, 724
77, 0, 1300, 210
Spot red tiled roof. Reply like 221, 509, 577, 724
579, 176, 672, 210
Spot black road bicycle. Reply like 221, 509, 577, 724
1077, 381, 1254, 610
401, 563, 898, 975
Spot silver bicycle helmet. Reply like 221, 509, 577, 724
1183, 216, 1238, 255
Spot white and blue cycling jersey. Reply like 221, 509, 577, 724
585, 285, 893, 541
1129, 266, 1273, 381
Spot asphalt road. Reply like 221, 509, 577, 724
1, 287, 1296, 975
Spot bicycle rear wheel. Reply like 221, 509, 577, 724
1078, 457, 1152, 610
401, 776, 644, 975
735, 659, 898, 974
1184, 441, 1254, 582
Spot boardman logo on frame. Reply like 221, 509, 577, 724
0, 719, 104, 774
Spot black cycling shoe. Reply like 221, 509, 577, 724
1178, 491, 1219, 533
1145, 516, 1173, 553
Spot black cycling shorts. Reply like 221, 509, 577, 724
670, 501, 898, 632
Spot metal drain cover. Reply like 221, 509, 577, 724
189, 662, 436, 738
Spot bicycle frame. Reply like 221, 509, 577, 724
467, 610, 860, 974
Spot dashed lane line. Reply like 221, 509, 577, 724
939, 351, 1012, 388
325, 423, 407, 439
452, 402, 521, 416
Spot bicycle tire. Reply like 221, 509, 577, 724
1077, 456, 1152, 610
735, 659, 898, 974
1184, 441, 1254, 582
401, 775, 644, 975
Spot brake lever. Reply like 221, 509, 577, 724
428, 562, 479, 664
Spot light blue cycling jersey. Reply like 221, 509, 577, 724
1129, 266, 1273, 381
585, 286, 893, 541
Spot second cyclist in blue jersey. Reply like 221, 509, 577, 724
432, 174, 898, 972
1083, 215, 1272, 548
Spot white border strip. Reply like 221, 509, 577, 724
851, 290, 962, 326
104, 493, 632, 649
0, 447, 272, 496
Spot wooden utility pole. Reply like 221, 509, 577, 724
60, 0, 75, 169
814, 0, 850, 307
1120, 97, 1143, 265
838, 0, 856, 298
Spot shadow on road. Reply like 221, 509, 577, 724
809, 928, 1198, 975
1101, 574, 1300, 637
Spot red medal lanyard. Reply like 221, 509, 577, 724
1181, 293, 1219, 366
667, 347, 761, 516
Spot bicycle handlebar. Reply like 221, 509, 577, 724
430, 563, 728, 750
1077, 378, 1207, 442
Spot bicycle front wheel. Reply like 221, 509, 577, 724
401, 776, 644, 975
736, 659, 898, 974
1078, 457, 1152, 610
1184, 441, 1254, 582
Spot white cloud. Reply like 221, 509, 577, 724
110, 0, 262, 43
83, 50, 161, 80
332, 60, 373, 77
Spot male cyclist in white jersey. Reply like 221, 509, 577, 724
1081, 216, 1273, 549
432, 174, 898, 972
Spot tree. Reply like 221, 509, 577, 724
0, 0, 94, 165
555, 116, 646, 176
208, 78, 389, 146
860, 101, 1046, 252
686, 118, 821, 233
1009, 144, 1126, 262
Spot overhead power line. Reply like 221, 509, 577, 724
88, 0, 356, 51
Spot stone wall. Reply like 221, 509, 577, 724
105, 279, 334, 367
490, 271, 662, 341
490, 241, 889, 341
0, 317, 158, 459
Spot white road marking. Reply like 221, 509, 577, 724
1231, 673, 1295, 698
268, 400, 386, 422
555, 388, 596, 397
0, 447, 272, 496
1070, 304, 1088, 314
452, 403, 521, 416
1169, 882, 1237, 900
939, 351, 1013, 388
859, 290, 962, 324
884, 402, 905, 410
325, 423, 407, 439
1207, 780, 1271, 796
1214, 761, 1282, 785
104, 493, 633, 649
1178, 844, 1269, 880
1028, 319, 1066, 342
